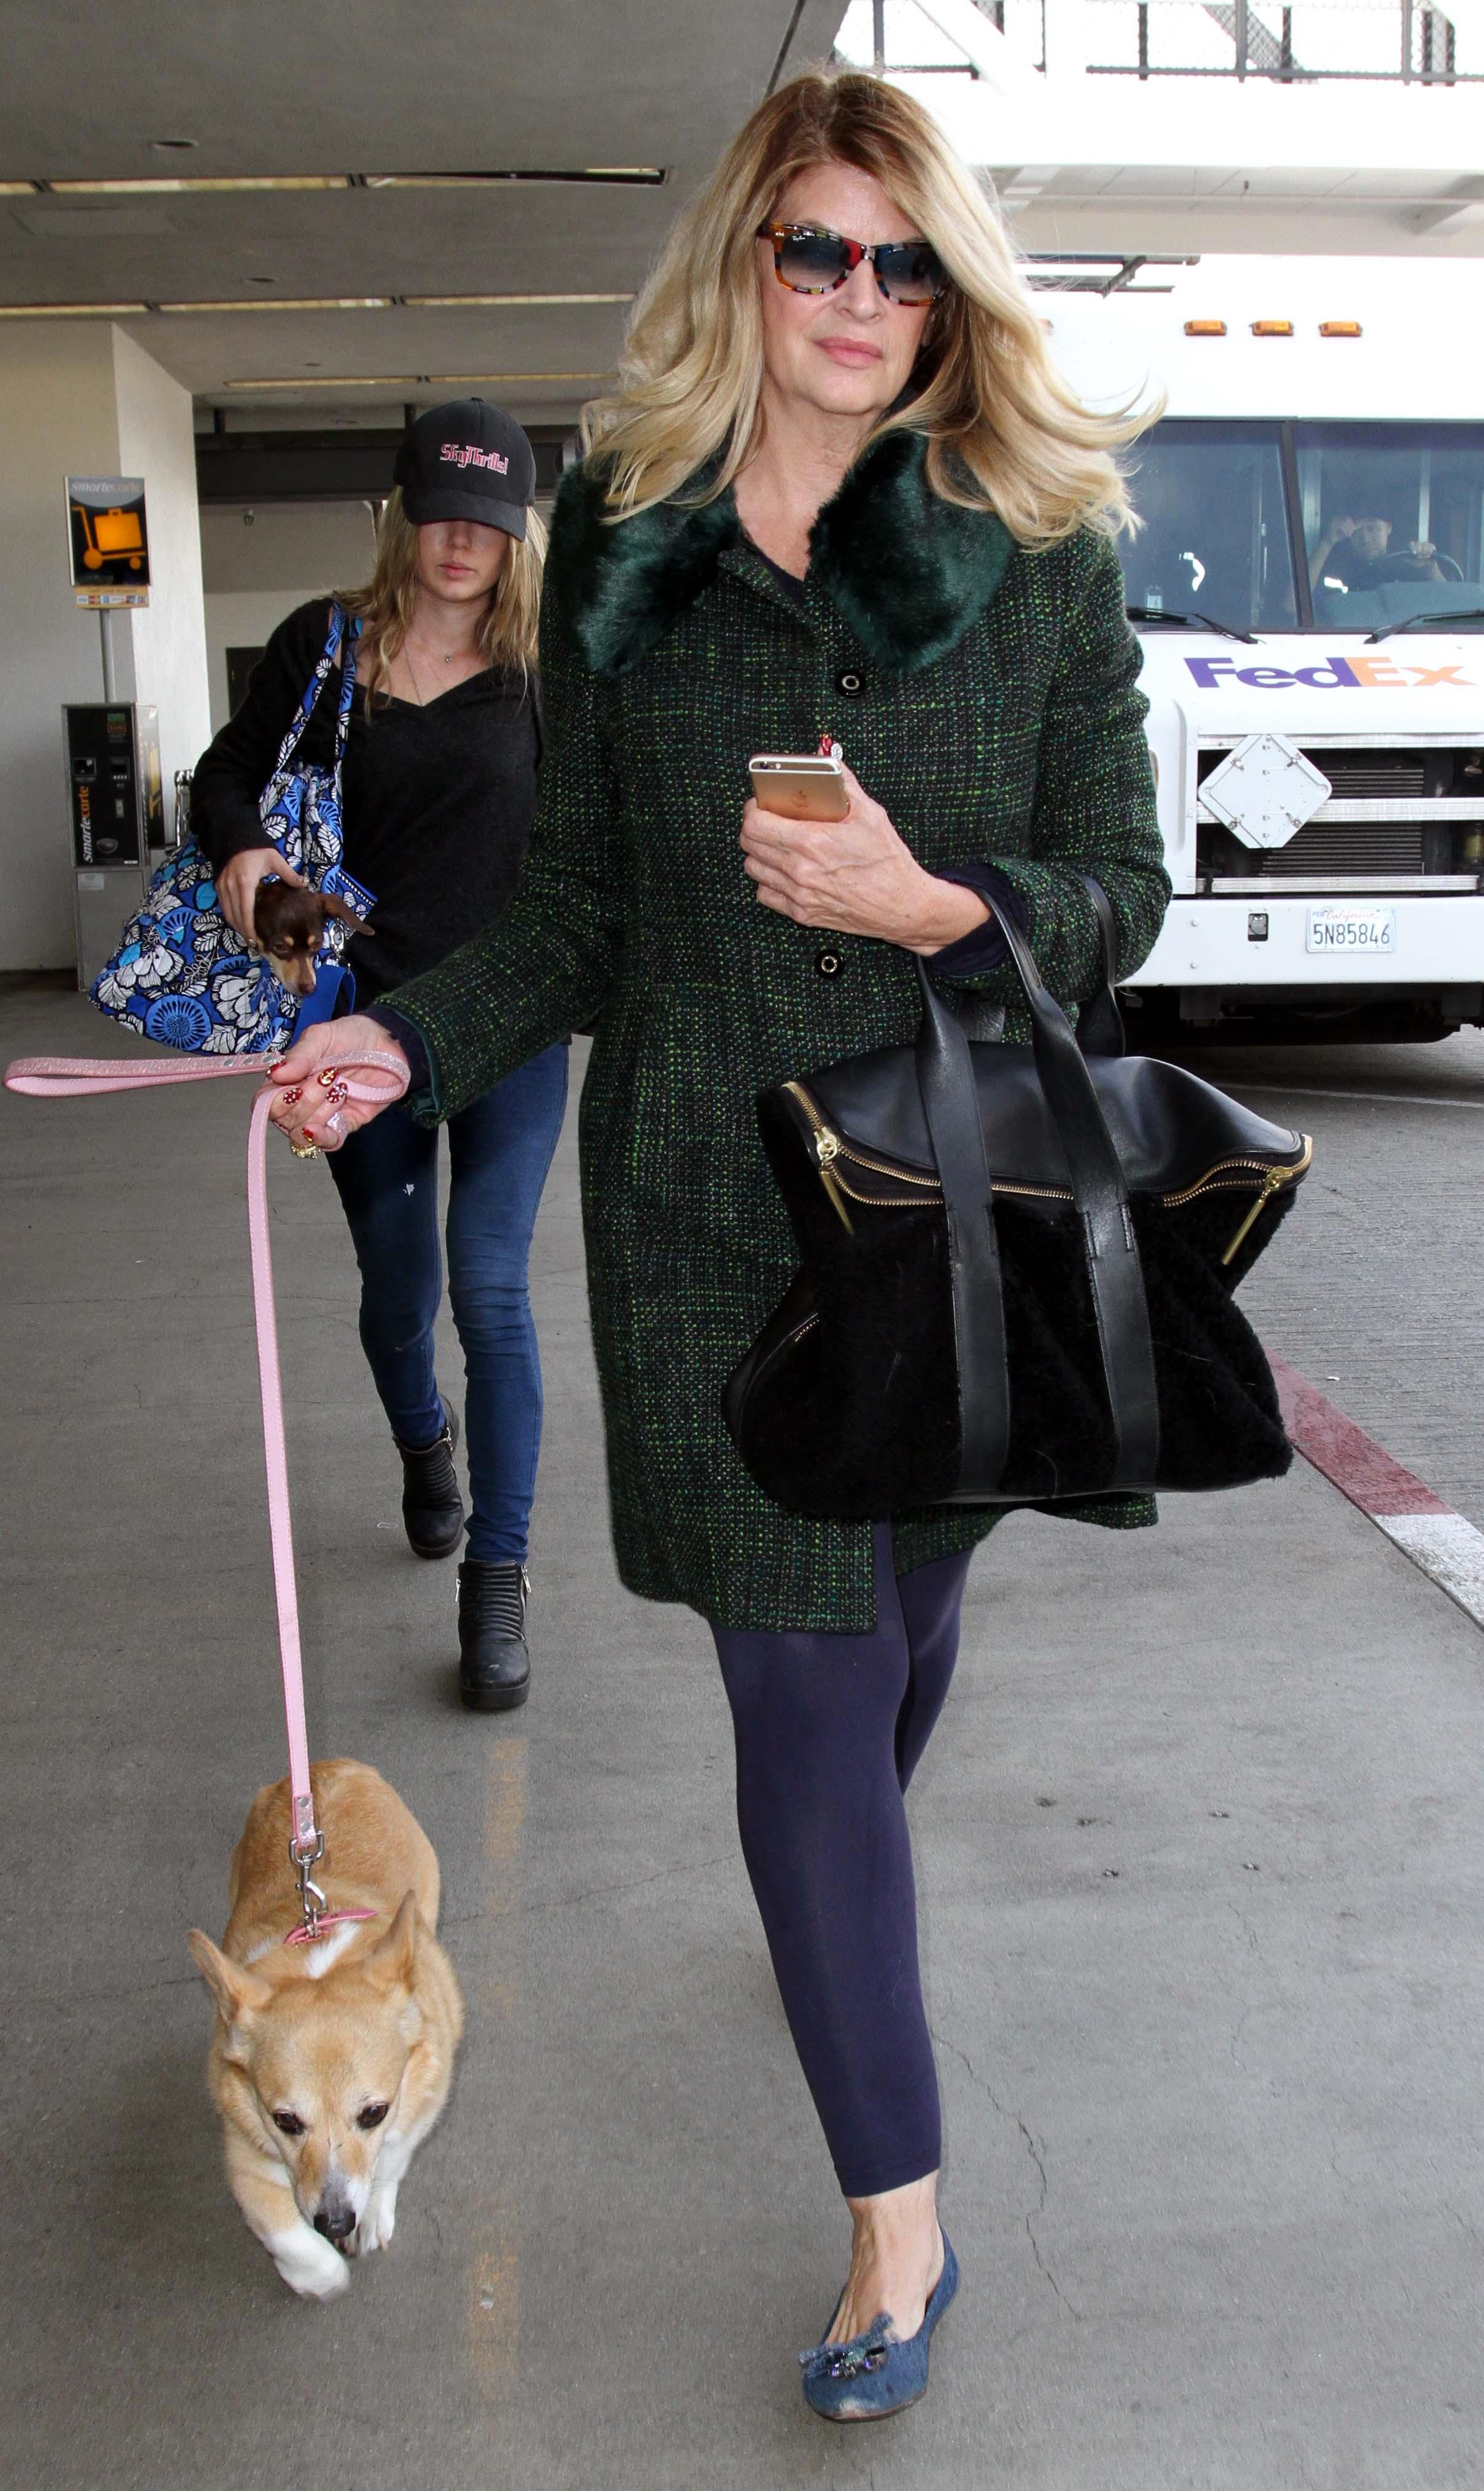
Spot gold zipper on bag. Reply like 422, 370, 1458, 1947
782, 1082, 855, 1232
784, 1082, 1312, 1262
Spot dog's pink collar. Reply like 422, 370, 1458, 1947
282, 1909, 378, 1948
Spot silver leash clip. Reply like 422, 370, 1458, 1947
289, 1829, 327, 1939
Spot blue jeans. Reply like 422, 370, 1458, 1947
326, 1042, 568, 1563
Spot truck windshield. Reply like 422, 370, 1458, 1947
1297, 422, 1484, 633
1119, 421, 1297, 638
1118, 419, 1484, 634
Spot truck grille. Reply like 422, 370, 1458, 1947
1305, 756, 1426, 802
1195, 742, 1484, 889
1224, 824, 1425, 879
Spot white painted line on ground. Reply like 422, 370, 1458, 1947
1373, 1513, 1484, 1632
1230, 1083, 1484, 1112
1269, 1356, 1484, 1637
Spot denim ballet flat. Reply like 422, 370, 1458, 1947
799, 2232, 959, 2423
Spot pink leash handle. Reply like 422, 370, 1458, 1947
6, 1045, 409, 1908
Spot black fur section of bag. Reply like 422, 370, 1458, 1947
725, 1092, 1296, 1521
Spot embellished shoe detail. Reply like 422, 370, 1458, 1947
799, 2234, 959, 2424
393, 1396, 464, 1559
800, 2328, 890, 2386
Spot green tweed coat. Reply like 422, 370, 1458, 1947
389, 430, 1172, 1630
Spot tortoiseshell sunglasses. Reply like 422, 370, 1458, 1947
756, 222, 950, 307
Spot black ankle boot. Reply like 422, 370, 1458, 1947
393, 1399, 464, 1559
457, 1561, 531, 1712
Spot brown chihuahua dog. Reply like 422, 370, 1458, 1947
252, 881, 372, 997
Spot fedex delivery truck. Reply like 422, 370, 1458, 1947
1046, 258, 1484, 1043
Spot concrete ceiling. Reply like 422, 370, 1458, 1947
0, 1, 846, 423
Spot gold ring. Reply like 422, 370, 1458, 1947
289, 1141, 318, 1160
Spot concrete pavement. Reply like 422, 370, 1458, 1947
4, 981, 1484, 2491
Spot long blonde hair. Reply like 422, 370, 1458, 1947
337, 485, 547, 705
583, 68, 1145, 549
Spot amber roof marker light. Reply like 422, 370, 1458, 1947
1320, 320, 1363, 338
1251, 320, 1296, 338
1184, 320, 1227, 337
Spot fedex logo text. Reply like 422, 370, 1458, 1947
439, 442, 510, 474
1185, 656, 1474, 691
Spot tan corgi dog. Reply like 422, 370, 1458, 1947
188, 1759, 463, 2299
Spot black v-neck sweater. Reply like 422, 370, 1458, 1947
192, 597, 540, 1004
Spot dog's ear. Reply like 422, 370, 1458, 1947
368, 1890, 419, 1990
188, 1929, 270, 2025
322, 895, 373, 933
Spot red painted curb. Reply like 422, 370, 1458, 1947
1268, 1354, 1453, 1521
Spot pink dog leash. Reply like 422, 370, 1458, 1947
5, 1047, 409, 1939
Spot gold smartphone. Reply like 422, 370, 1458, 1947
748, 752, 850, 822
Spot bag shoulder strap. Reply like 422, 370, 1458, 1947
914, 959, 1010, 1493
1073, 873, 1126, 1059
268, 602, 360, 784
917, 892, 1160, 1494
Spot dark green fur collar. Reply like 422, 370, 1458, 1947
547, 429, 1014, 678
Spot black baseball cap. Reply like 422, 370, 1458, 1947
393, 399, 536, 539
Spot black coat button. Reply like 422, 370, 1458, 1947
836, 669, 865, 698
815, 949, 842, 979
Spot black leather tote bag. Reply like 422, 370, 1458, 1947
724, 889, 1311, 1521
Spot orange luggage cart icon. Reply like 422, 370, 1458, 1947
78, 504, 145, 570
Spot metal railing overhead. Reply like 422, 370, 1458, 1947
836, 0, 1480, 81
1086, 0, 1480, 83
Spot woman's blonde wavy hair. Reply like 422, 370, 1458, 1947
337, 485, 547, 707
583, 68, 1148, 549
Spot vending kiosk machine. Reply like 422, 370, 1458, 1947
63, 702, 164, 990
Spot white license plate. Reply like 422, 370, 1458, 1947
1306, 904, 1397, 955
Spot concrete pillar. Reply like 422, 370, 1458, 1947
0, 322, 209, 974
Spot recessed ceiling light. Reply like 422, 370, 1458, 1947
227, 375, 425, 390
361, 168, 664, 188
47, 175, 353, 195
158, 296, 395, 312
0, 181, 39, 195
226, 369, 614, 389
0, 300, 149, 317
403, 293, 634, 308
38, 168, 661, 195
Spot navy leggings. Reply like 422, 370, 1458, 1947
710, 1523, 972, 2198
326, 1042, 568, 1563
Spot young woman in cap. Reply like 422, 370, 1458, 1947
193, 400, 562, 1712
266, 76, 1170, 2417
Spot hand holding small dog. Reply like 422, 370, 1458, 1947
217, 845, 306, 941
740, 762, 989, 954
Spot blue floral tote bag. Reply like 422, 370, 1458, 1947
91, 606, 373, 1054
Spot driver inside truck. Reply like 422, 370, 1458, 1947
1309, 513, 1449, 594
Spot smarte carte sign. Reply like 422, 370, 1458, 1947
65, 474, 150, 609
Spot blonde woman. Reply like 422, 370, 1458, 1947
270, 81, 1171, 2417
195, 403, 562, 1711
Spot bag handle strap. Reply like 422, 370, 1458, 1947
914, 957, 1012, 1495
1073, 873, 1126, 1060
267, 602, 361, 787
914, 893, 1160, 1495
